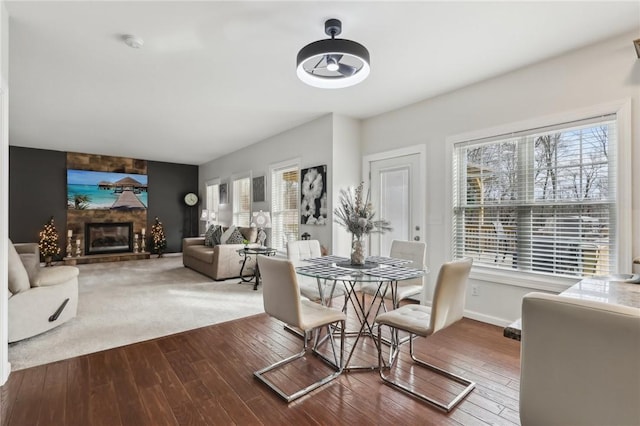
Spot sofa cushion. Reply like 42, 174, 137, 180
239, 227, 258, 243
204, 225, 217, 247
32, 265, 80, 287
225, 227, 245, 245
8, 240, 30, 294
184, 245, 215, 264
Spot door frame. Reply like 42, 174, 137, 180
362, 144, 427, 251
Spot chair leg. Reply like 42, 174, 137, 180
312, 320, 345, 372
255, 319, 344, 403
377, 324, 476, 412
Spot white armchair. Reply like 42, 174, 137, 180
8, 239, 79, 342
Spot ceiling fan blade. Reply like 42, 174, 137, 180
338, 63, 357, 76
310, 56, 324, 74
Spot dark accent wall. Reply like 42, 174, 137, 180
147, 160, 199, 252
9, 147, 198, 255
9, 147, 66, 247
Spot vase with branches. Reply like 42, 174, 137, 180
334, 182, 391, 265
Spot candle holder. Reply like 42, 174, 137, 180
141, 234, 146, 252
134, 234, 139, 253
75, 239, 82, 257
66, 230, 73, 257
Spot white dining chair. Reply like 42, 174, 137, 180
287, 239, 347, 305
361, 240, 426, 309
254, 256, 346, 402
375, 257, 474, 412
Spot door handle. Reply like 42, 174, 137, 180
414, 236, 420, 241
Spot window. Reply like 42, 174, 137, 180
452, 114, 617, 279
271, 164, 299, 251
205, 181, 219, 225
232, 177, 251, 227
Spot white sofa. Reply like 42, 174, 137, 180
8, 239, 79, 343
520, 292, 640, 426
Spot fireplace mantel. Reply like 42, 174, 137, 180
63, 251, 150, 265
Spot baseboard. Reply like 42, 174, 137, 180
463, 309, 511, 327
1, 361, 11, 386
418, 299, 512, 328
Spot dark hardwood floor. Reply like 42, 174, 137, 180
0, 303, 522, 426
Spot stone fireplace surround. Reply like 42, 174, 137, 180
66, 153, 148, 261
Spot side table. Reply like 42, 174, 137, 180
237, 247, 277, 290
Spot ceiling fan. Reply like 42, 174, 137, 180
296, 19, 370, 89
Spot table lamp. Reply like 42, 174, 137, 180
252, 210, 271, 247
200, 209, 210, 229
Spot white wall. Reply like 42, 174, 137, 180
362, 31, 640, 325
0, 0, 9, 385
199, 114, 336, 251
331, 115, 362, 256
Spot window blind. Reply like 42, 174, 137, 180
452, 114, 616, 278
232, 177, 251, 227
205, 183, 219, 222
271, 165, 299, 251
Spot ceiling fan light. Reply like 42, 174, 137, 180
326, 58, 339, 72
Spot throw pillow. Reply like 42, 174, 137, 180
204, 225, 218, 246
212, 225, 223, 246
225, 227, 245, 245
219, 225, 236, 245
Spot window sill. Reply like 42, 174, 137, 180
469, 266, 580, 293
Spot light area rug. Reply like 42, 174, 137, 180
9, 254, 265, 371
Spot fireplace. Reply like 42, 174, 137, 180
85, 222, 133, 255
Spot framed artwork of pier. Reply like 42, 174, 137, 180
67, 169, 148, 210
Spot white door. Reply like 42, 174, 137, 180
368, 153, 423, 256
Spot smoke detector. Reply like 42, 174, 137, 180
123, 35, 144, 49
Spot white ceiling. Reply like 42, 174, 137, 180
6, 1, 639, 165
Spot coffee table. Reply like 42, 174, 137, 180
237, 247, 277, 290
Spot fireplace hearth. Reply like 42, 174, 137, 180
85, 222, 133, 255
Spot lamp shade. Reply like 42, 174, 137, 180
252, 210, 271, 228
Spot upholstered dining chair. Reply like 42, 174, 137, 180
519, 292, 640, 426
287, 239, 347, 305
254, 256, 346, 402
361, 240, 427, 309
375, 257, 474, 412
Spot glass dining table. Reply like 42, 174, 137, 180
296, 255, 428, 371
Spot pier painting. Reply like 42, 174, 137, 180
67, 169, 148, 210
